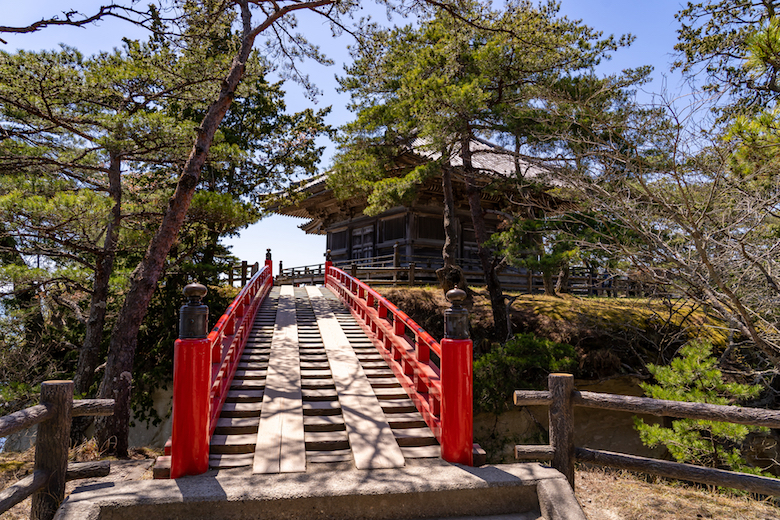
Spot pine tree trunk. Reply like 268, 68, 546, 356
555, 262, 570, 294
436, 165, 466, 292
75, 152, 122, 398
94, 23, 259, 454
460, 133, 508, 339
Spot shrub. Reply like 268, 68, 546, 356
634, 340, 769, 475
473, 333, 577, 415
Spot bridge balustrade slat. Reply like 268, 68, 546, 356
325, 265, 445, 441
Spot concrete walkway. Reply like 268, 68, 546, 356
55, 460, 586, 520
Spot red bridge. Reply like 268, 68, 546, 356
160, 253, 475, 479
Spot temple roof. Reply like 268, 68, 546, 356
272, 137, 543, 234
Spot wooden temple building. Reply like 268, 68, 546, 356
273, 138, 544, 268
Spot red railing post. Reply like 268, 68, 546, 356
265, 248, 273, 277
440, 288, 473, 466
171, 283, 211, 479
324, 249, 332, 287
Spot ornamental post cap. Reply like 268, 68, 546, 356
446, 287, 467, 305
183, 283, 207, 303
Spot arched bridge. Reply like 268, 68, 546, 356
161, 254, 475, 478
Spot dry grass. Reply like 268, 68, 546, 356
0, 442, 160, 519
576, 466, 780, 519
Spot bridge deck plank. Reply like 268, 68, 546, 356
253, 287, 306, 474
306, 286, 405, 470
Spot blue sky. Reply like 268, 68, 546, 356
2, 0, 687, 268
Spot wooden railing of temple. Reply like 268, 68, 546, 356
515, 373, 780, 494
168, 252, 274, 479
0, 382, 114, 520
324, 261, 476, 466
278, 252, 652, 297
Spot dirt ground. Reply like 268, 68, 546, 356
576, 466, 780, 520
0, 444, 156, 519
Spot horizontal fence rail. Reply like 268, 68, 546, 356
170, 257, 274, 479
0, 381, 115, 520
513, 373, 780, 495
278, 253, 655, 297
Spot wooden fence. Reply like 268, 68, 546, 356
225, 260, 260, 287
0, 381, 115, 520
277, 259, 647, 296
513, 374, 780, 495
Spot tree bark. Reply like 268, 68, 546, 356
436, 164, 467, 292
555, 261, 570, 294
95, 13, 260, 453
74, 152, 123, 398
460, 133, 508, 339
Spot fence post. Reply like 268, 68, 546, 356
30, 381, 72, 520
549, 373, 575, 488
228, 263, 234, 286
324, 250, 332, 286
409, 262, 416, 286
440, 288, 473, 466
265, 249, 273, 277
241, 260, 248, 286
393, 242, 400, 284
351, 263, 357, 279
171, 283, 211, 479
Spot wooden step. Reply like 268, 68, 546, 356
303, 400, 341, 415
237, 362, 269, 369
303, 415, 346, 432
369, 377, 403, 388
305, 430, 350, 451
363, 369, 396, 378
220, 401, 263, 417
401, 445, 441, 459
210, 434, 256, 454
384, 412, 428, 429
226, 389, 265, 402
300, 379, 336, 390
231, 379, 266, 389
233, 369, 267, 380
301, 388, 339, 401
300, 361, 331, 369
307, 449, 353, 463
380, 399, 417, 413
374, 387, 410, 400
214, 417, 259, 435
300, 370, 332, 379
393, 427, 439, 447
209, 453, 254, 469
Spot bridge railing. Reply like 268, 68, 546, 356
325, 262, 474, 465
515, 373, 780, 494
170, 255, 274, 479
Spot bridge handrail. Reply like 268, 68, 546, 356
170, 257, 273, 479
325, 265, 444, 439
206, 262, 273, 438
